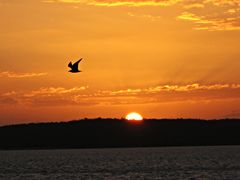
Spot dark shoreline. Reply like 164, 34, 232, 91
1, 145, 240, 152
1, 119, 240, 150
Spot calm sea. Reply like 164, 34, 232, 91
0, 146, 240, 179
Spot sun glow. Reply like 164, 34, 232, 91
126, 112, 143, 121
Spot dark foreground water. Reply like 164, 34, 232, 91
0, 146, 240, 179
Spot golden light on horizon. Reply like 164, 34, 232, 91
126, 112, 143, 121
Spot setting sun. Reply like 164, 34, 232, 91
126, 112, 143, 121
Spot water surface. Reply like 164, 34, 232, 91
0, 146, 240, 179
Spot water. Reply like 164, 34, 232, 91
0, 146, 240, 179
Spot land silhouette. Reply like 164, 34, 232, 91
1, 118, 240, 150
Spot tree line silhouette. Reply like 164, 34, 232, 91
1, 118, 240, 150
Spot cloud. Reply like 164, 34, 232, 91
178, 0, 240, 31
0, 71, 47, 78
183, 3, 204, 9
104, 84, 239, 95
224, 110, 240, 118
204, 0, 240, 7
0, 86, 90, 107
96, 83, 240, 105
24, 86, 88, 97
1, 84, 240, 107
178, 11, 240, 31
127, 12, 162, 21
44, 0, 240, 31
23, 86, 90, 106
46, 0, 183, 7
0, 96, 18, 105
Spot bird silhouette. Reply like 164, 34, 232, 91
68, 58, 82, 73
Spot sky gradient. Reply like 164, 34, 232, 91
0, 0, 240, 124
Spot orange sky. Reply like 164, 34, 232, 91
0, 0, 240, 124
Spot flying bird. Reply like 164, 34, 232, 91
68, 58, 82, 73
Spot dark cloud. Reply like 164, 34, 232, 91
0, 96, 18, 105
224, 110, 240, 118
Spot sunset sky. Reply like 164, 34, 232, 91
0, 0, 240, 124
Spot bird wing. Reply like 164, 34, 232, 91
72, 58, 82, 69
68, 62, 73, 68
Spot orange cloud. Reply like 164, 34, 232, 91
204, 0, 240, 7
178, 11, 240, 31
0, 86, 88, 106
90, 83, 240, 105
178, 0, 240, 31
183, 3, 204, 9
127, 12, 162, 21
0, 71, 47, 78
24, 86, 88, 97
1, 83, 236, 107
43, 0, 240, 30
103, 84, 240, 95
48, 0, 183, 6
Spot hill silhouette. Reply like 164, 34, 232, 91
1, 118, 240, 150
